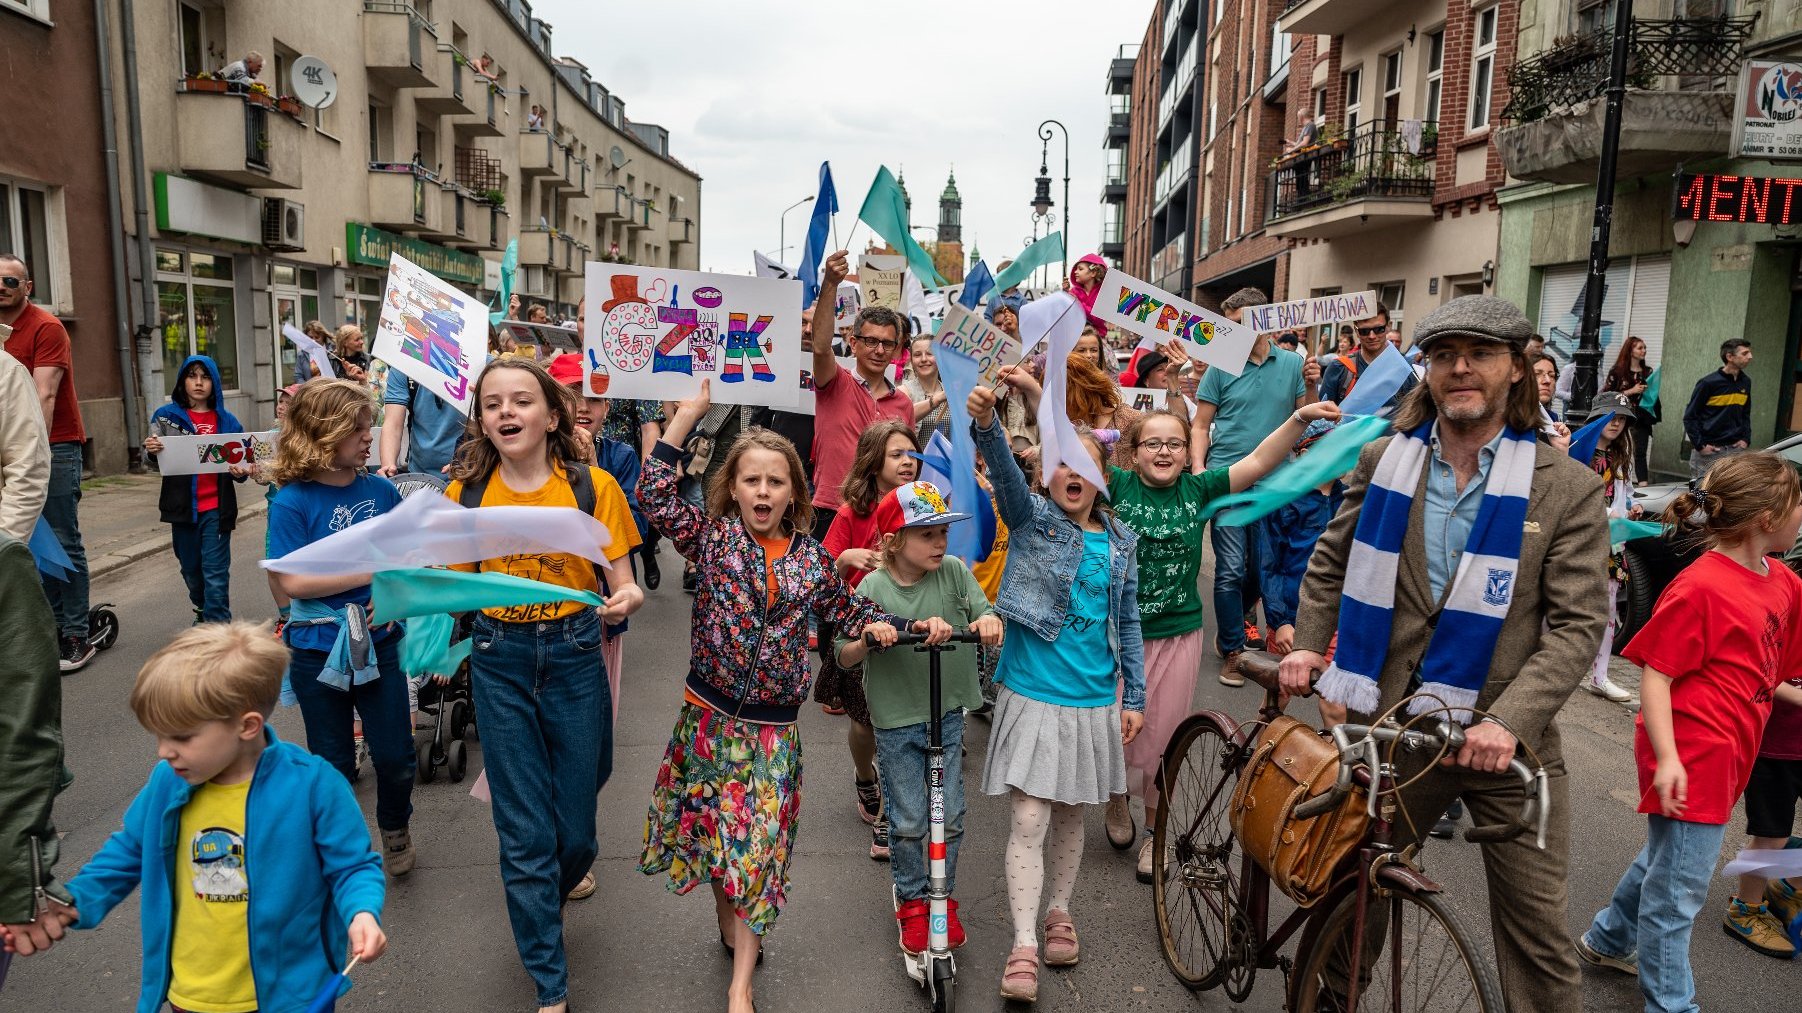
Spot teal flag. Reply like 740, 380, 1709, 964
373, 567, 604, 622
856, 166, 947, 288
991, 233, 1066, 294
399, 612, 472, 678
1639, 366, 1661, 410
1608, 517, 1664, 548
1200, 414, 1394, 526
488, 238, 519, 326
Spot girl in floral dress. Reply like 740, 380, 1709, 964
638, 380, 942, 1013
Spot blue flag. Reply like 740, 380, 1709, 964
915, 431, 997, 566
29, 515, 72, 581
934, 347, 989, 565
958, 261, 995, 310
798, 162, 838, 308
1568, 411, 1617, 465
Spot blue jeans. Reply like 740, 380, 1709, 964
170, 513, 232, 622
1210, 520, 1259, 653
1584, 815, 1728, 1013
875, 712, 966, 902
287, 631, 415, 832
41, 442, 89, 640
469, 610, 613, 1007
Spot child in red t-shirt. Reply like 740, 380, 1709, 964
143, 356, 249, 623
1578, 453, 1802, 1006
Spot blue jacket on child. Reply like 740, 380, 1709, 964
65, 727, 385, 1013
973, 415, 1146, 712
149, 354, 247, 530
1255, 490, 1337, 631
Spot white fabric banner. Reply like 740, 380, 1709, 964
282, 325, 337, 379
1024, 293, 1108, 493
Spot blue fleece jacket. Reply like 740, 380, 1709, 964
149, 354, 247, 525
65, 728, 385, 1013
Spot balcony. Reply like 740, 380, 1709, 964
1099, 220, 1124, 260
1155, 136, 1193, 208
362, 1, 437, 89
173, 87, 304, 190
1106, 44, 1138, 96
1103, 167, 1127, 203
1265, 121, 1437, 240
624, 197, 652, 231
668, 216, 694, 245
517, 229, 572, 274
1278, 0, 1363, 38
440, 186, 492, 248
1151, 234, 1187, 294
452, 83, 506, 139
1105, 110, 1131, 148
483, 206, 509, 251
518, 129, 557, 177
367, 163, 441, 233
594, 185, 627, 221
1497, 16, 1755, 185
416, 46, 476, 117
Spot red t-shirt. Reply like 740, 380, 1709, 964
187, 408, 220, 513
821, 504, 883, 590
4, 303, 85, 444
1622, 550, 1802, 823
810, 367, 914, 512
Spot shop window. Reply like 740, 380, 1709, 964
156, 248, 239, 391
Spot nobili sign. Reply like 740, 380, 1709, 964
1673, 172, 1802, 225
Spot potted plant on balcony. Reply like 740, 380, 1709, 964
181, 73, 230, 94
476, 188, 507, 209
276, 95, 306, 119
1326, 167, 1369, 204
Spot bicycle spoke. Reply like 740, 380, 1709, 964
1296, 885, 1502, 1012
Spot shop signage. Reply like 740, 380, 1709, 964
1673, 172, 1802, 225
1732, 60, 1802, 159
345, 222, 484, 287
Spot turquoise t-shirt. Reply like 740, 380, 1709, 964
995, 530, 1116, 708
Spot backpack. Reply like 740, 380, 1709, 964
456, 459, 597, 517
1334, 354, 1363, 398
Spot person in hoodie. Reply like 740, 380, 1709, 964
1065, 253, 1112, 342
144, 356, 250, 624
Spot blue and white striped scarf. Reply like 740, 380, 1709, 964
1317, 421, 1537, 723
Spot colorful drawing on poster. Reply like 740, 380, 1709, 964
1093, 269, 1257, 375
157, 429, 381, 476
369, 252, 490, 414
835, 283, 863, 330
584, 264, 804, 406
936, 304, 1021, 388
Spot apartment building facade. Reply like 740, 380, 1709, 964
108, 0, 701, 434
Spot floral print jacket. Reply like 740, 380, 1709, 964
642, 442, 901, 723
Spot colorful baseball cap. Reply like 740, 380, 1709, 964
873, 481, 970, 537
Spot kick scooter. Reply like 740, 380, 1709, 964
865, 628, 982, 1013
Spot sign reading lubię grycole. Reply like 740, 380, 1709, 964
1673, 172, 1802, 225
1239, 291, 1380, 334
1092, 269, 1257, 375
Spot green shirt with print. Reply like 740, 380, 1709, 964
838, 557, 990, 730
1108, 465, 1232, 641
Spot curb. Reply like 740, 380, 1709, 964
89, 500, 269, 581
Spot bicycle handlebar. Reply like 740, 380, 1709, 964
1290, 721, 1551, 851
862, 629, 985, 651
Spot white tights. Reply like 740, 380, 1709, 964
1006, 790, 1085, 947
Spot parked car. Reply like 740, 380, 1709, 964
1614, 432, 1802, 648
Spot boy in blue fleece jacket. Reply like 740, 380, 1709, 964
40, 623, 387, 1013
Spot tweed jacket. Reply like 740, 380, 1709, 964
1294, 432, 1608, 764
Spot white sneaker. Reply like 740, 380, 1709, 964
1136, 836, 1156, 884
1586, 678, 1633, 703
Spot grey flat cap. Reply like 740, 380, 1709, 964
1412, 295, 1534, 351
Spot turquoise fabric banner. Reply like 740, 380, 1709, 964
373, 567, 604, 622
991, 233, 1065, 295
1608, 517, 1664, 548
856, 166, 947, 288
1201, 414, 1394, 526
1639, 367, 1661, 410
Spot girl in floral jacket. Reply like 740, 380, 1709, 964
638, 381, 943, 1013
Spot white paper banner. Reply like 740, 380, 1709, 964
791, 356, 859, 416
1721, 847, 1802, 880
753, 251, 793, 281
1239, 291, 1380, 334
157, 429, 382, 476
860, 254, 905, 310
282, 325, 337, 380
936, 304, 1021, 388
584, 263, 804, 407
261, 487, 611, 575
1116, 386, 1195, 416
369, 252, 490, 415
1026, 293, 1108, 493
1093, 269, 1257, 376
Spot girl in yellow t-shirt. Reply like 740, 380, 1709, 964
443, 357, 642, 1013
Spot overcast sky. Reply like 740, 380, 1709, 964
537, 0, 1132, 281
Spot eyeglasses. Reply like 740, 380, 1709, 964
1137, 438, 1189, 453
855, 334, 900, 352
0, 277, 22, 290
1426, 346, 1511, 369
1354, 323, 1388, 336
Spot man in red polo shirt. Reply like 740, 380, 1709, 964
0, 254, 93, 672
808, 250, 941, 539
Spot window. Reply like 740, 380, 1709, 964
344, 275, 382, 334
368, 101, 391, 162
1425, 28, 1445, 124
1374, 281, 1406, 328
2, 0, 52, 22
1470, 6, 1498, 130
0, 180, 56, 306
1344, 67, 1363, 132
1314, 86, 1327, 125
155, 249, 240, 390
1382, 50, 1403, 127
1270, 19, 1292, 78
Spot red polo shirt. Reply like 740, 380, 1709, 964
810, 366, 913, 511
4, 303, 85, 444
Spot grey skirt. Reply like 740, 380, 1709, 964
981, 687, 1128, 805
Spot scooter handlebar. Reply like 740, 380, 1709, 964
863, 629, 985, 651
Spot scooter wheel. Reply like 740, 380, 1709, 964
416, 740, 437, 783
930, 957, 955, 1013
88, 606, 120, 651
447, 739, 467, 783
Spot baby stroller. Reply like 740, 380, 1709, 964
387, 472, 478, 784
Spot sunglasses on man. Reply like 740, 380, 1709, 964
0, 276, 24, 290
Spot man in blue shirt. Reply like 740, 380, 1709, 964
378, 370, 465, 477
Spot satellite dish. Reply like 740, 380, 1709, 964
609, 146, 628, 169
291, 56, 338, 109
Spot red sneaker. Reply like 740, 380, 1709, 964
946, 897, 967, 949
896, 898, 929, 954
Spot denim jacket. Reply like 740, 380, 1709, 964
973, 417, 1146, 712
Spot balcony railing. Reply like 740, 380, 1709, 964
1151, 234, 1187, 290
1267, 120, 1437, 222
1503, 16, 1755, 123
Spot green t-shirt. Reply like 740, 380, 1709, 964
1108, 465, 1232, 641
838, 558, 990, 729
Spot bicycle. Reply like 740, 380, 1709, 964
1150, 653, 1551, 1011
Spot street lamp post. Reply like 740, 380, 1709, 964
779, 195, 815, 268
1572, 1, 1633, 417
1036, 119, 1071, 283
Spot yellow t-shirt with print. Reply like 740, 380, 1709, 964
446, 463, 641, 622
168, 779, 255, 1013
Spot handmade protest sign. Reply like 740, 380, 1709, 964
1117, 386, 1193, 415
370, 252, 490, 415
1239, 291, 1379, 334
936, 304, 1021, 388
791, 356, 858, 416
1096, 269, 1257, 375
860, 254, 906, 311
753, 251, 793, 281
834, 282, 863, 330
156, 430, 381, 476
584, 263, 803, 407
496, 319, 581, 358
282, 324, 337, 379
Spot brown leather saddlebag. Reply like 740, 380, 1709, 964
1228, 715, 1369, 907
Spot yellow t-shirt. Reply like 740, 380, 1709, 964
970, 505, 1009, 604
446, 463, 641, 622
168, 779, 255, 1013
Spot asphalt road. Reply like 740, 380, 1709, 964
4, 518, 1792, 1012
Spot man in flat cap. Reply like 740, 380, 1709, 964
1279, 295, 1608, 1013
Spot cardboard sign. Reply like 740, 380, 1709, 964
370, 252, 490, 415
1239, 291, 1379, 334
860, 254, 906, 310
936, 304, 1021, 388
584, 263, 804, 407
1117, 386, 1195, 416
790, 356, 858, 416
1093, 270, 1257, 375
497, 319, 581, 358
157, 429, 381, 475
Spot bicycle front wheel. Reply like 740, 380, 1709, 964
1290, 882, 1505, 1013
1152, 712, 1243, 990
